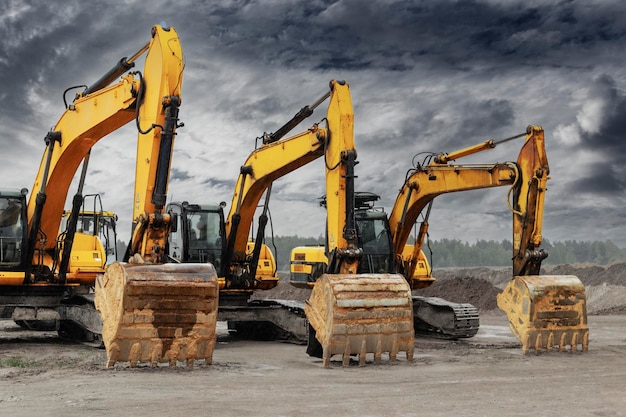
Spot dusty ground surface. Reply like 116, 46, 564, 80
1, 263, 626, 417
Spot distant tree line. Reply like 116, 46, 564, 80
421, 238, 626, 268
265, 236, 626, 272
114, 236, 626, 271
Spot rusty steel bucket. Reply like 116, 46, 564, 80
95, 262, 219, 367
497, 275, 588, 354
305, 273, 414, 367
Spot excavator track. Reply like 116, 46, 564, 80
95, 262, 219, 368
305, 273, 414, 367
412, 296, 480, 339
497, 275, 588, 354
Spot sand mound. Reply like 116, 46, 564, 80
413, 276, 501, 311
253, 262, 626, 315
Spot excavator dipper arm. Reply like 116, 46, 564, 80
94, 26, 218, 368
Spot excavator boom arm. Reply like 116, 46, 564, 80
389, 126, 549, 274
222, 80, 352, 285
27, 77, 138, 251
388, 125, 587, 353
224, 127, 326, 258
389, 162, 519, 256
95, 26, 220, 369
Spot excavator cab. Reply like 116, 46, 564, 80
167, 201, 226, 269
60, 194, 120, 269
290, 192, 396, 285
0, 189, 27, 275
354, 193, 395, 275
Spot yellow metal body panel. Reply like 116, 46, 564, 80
290, 245, 327, 288
400, 244, 434, 289
0, 272, 28, 286
245, 239, 278, 289
61, 232, 106, 282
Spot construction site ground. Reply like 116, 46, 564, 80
2, 263, 626, 417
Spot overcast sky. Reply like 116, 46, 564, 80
1, 0, 625, 251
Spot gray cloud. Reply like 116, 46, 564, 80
1, 0, 625, 247
561, 75, 626, 196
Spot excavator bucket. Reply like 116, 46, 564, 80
95, 262, 219, 368
497, 275, 588, 354
305, 273, 414, 367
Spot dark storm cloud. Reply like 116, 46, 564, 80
580, 76, 626, 152
197, 176, 237, 192
1, 2, 137, 120
3, 0, 623, 125
568, 75, 626, 195
190, 0, 626, 72
2, 0, 625, 246
357, 96, 515, 152
573, 168, 625, 195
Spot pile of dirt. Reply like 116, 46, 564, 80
432, 262, 626, 287
546, 262, 626, 286
413, 276, 502, 311
252, 262, 626, 315
432, 262, 626, 315
433, 267, 512, 288
250, 277, 311, 302
254, 273, 504, 311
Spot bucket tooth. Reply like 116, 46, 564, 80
95, 262, 219, 368
497, 275, 588, 354
546, 332, 554, 351
375, 338, 383, 364
305, 273, 414, 367
342, 339, 351, 367
359, 338, 367, 366
129, 342, 142, 367
559, 333, 567, 352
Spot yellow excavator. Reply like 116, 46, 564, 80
0, 24, 216, 368
167, 80, 415, 366
165, 80, 356, 343
0, 25, 186, 341
388, 125, 588, 352
60, 195, 120, 267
